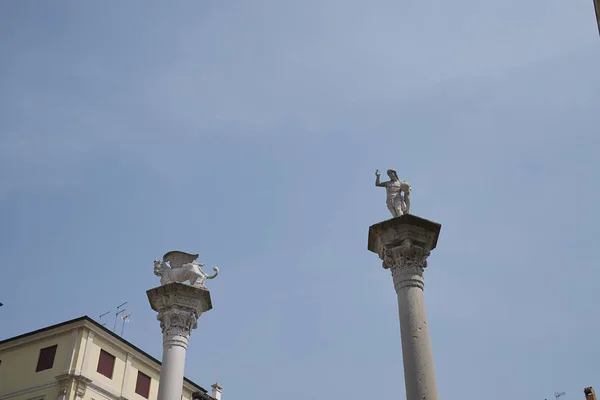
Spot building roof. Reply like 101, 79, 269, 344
0, 315, 208, 394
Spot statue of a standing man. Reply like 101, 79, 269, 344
375, 169, 411, 217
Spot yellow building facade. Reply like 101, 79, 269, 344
0, 316, 214, 400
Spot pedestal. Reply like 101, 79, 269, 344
368, 214, 442, 400
147, 283, 213, 400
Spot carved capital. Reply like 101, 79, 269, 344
157, 308, 198, 348
383, 239, 430, 291
148, 282, 213, 346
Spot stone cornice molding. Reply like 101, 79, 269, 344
0, 381, 56, 400
54, 373, 93, 398
192, 392, 217, 400
85, 381, 119, 400
70, 372, 120, 400
0, 323, 86, 352
55, 373, 71, 388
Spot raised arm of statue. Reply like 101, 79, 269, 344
375, 170, 387, 187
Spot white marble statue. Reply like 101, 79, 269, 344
375, 169, 411, 217
154, 251, 219, 289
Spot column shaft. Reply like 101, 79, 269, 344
368, 214, 442, 400
158, 335, 189, 400
156, 309, 195, 400
148, 282, 212, 400
396, 285, 438, 400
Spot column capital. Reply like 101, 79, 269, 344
147, 283, 213, 347
368, 214, 441, 290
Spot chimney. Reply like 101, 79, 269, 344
211, 383, 223, 400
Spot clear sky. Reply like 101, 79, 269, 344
1, 1, 599, 399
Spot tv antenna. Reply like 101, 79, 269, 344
555, 392, 566, 400
99, 311, 110, 326
120, 313, 132, 337
113, 302, 128, 333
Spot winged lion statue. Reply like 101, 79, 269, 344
153, 251, 219, 289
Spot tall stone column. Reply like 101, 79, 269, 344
147, 283, 213, 400
368, 214, 441, 400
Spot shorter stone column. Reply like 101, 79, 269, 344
147, 283, 212, 400
368, 214, 441, 400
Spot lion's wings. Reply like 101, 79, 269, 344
162, 251, 199, 268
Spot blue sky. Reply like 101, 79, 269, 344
1, 1, 599, 399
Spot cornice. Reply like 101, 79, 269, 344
0, 323, 86, 352
0, 381, 57, 400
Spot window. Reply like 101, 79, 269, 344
36, 345, 57, 372
135, 371, 151, 398
96, 349, 116, 379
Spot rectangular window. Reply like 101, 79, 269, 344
135, 371, 151, 398
97, 349, 116, 379
36, 345, 57, 372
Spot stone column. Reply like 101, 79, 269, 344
368, 214, 442, 400
147, 283, 213, 400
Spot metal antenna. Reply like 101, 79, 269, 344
99, 311, 110, 326
555, 392, 566, 400
113, 302, 128, 333
120, 313, 131, 337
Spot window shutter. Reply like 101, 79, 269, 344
135, 371, 151, 398
97, 349, 116, 379
35, 345, 58, 372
